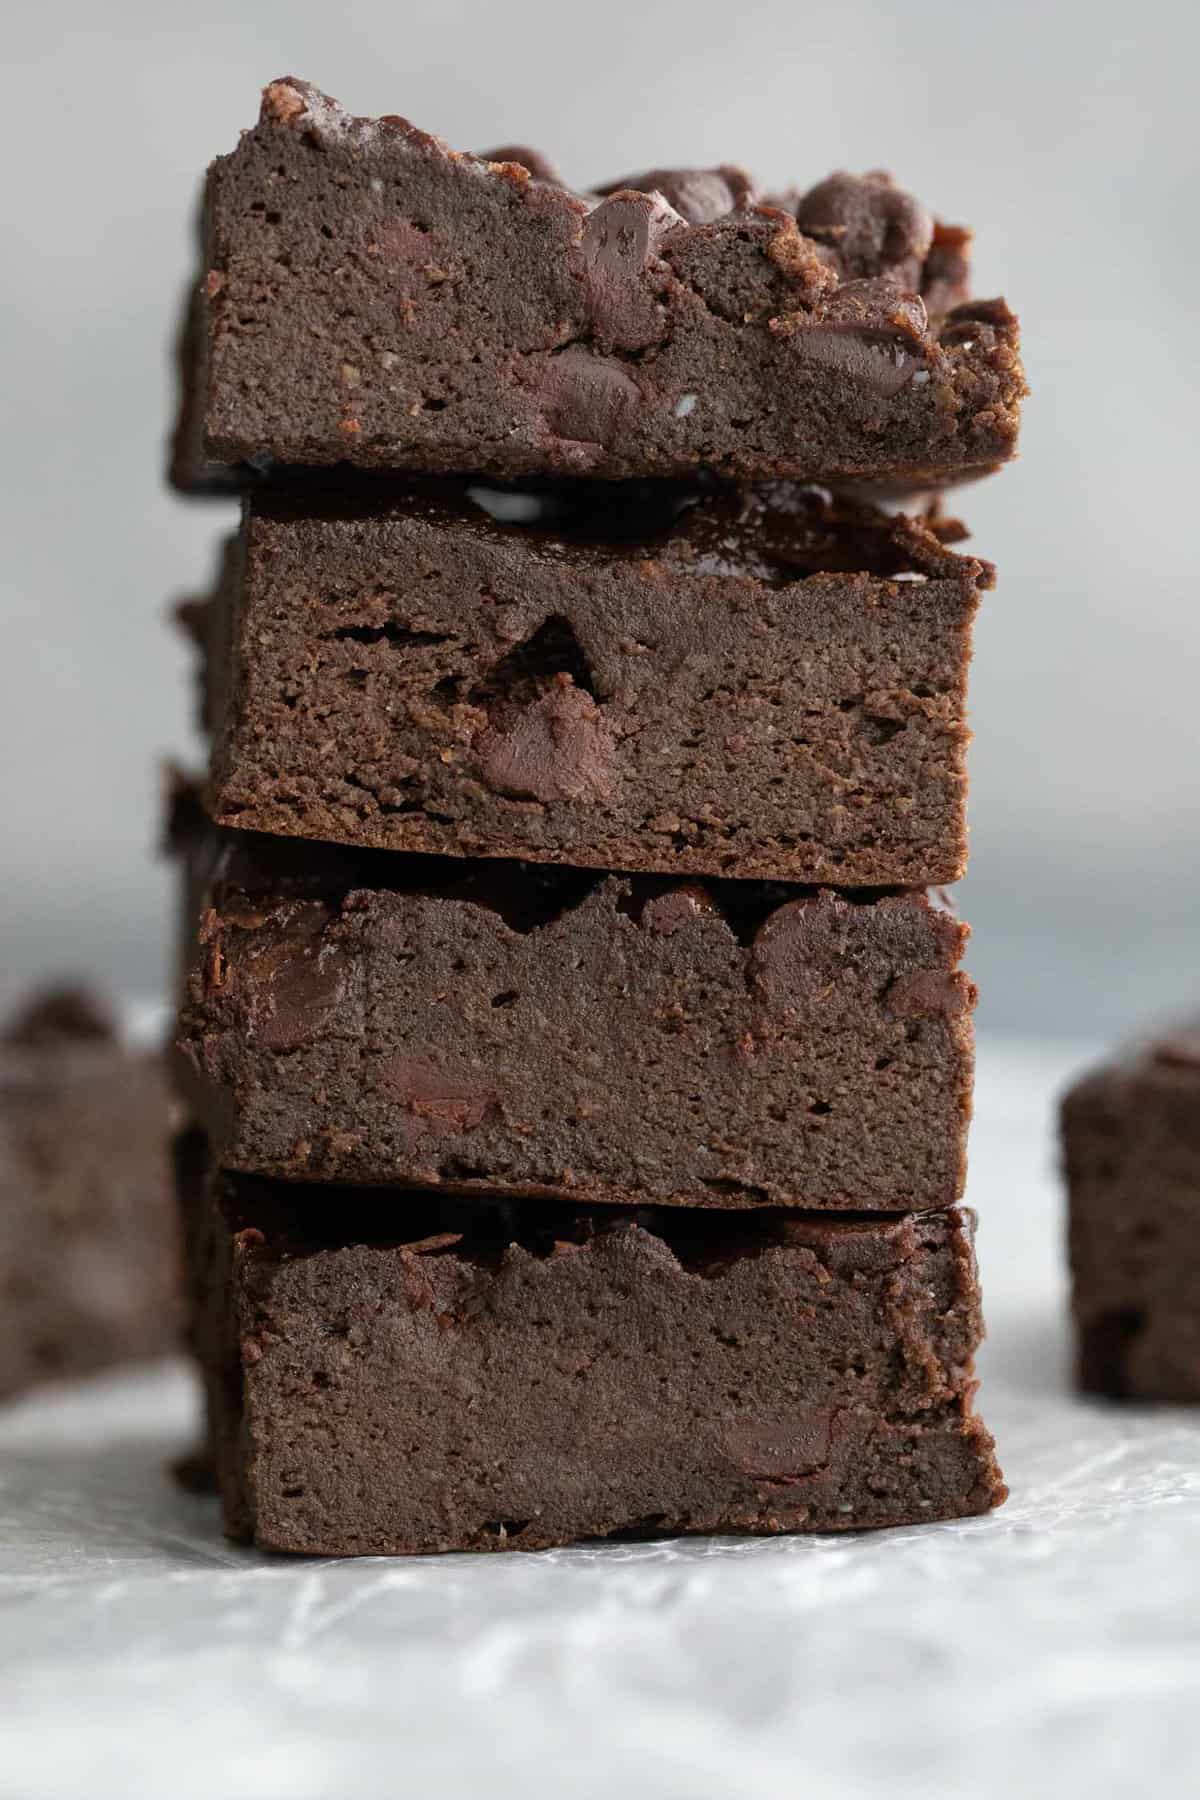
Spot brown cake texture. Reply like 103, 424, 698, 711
192, 482, 989, 888
172, 77, 1025, 492
0, 987, 181, 1400
182, 1143, 1005, 1555
1063, 1024, 1200, 1402
173, 808, 976, 1209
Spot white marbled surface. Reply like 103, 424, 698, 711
2, 1039, 1198, 1799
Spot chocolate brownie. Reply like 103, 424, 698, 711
0, 987, 181, 1400
174, 809, 975, 1208
172, 77, 1025, 492
1063, 1024, 1200, 1401
181, 1144, 1004, 1553
194, 482, 988, 887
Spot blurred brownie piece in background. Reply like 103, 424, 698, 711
1064, 1025, 1200, 1402
0, 986, 181, 1400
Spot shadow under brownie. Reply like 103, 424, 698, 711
174, 806, 975, 1209
193, 481, 989, 888
181, 1142, 1005, 1555
173, 77, 1025, 493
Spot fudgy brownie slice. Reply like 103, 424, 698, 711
182, 1145, 1004, 1554
0, 987, 181, 1400
172, 76, 1025, 492
195, 482, 989, 887
1063, 1025, 1200, 1401
174, 811, 975, 1208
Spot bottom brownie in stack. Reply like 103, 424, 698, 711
178, 1136, 1004, 1555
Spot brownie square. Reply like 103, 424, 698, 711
194, 483, 989, 888
0, 989, 181, 1400
173, 77, 1024, 493
181, 1144, 1005, 1554
1063, 1025, 1200, 1401
173, 807, 975, 1210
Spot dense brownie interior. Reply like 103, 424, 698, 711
174, 77, 1025, 490
189, 481, 985, 886
184, 1146, 1004, 1554
174, 804, 976, 1209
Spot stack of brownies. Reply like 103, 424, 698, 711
168, 78, 1025, 1555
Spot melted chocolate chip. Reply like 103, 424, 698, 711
477, 679, 614, 804
248, 924, 361, 1051
376, 1057, 495, 1132
884, 970, 969, 1020
535, 350, 642, 447
721, 1408, 834, 1478
785, 323, 923, 400
749, 896, 842, 1003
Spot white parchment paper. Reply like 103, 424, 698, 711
2, 1040, 1198, 1799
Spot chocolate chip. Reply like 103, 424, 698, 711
774, 280, 930, 400
720, 1407, 834, 1477
249, 924, 361, 1051
477, 679, 614, 805
536, 349, 641, 446
794, 171, 934, 291
820, 278, 929, 341
579, 192, 676, 351
776, 321, 923, 401
595, 165, 754, 224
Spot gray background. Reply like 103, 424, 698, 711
3, 0, 1197, 1036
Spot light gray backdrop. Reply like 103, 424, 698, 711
3, 0, 1197, 1036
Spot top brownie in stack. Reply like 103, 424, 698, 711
172, 76, 1025, 493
